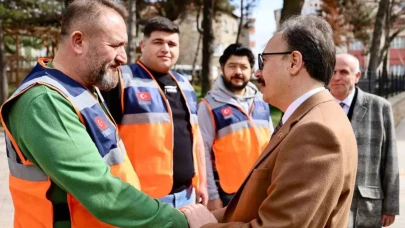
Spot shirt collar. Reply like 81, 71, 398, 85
334, 88, 355, 107
282, 87, 325, 124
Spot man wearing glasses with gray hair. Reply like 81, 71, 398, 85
181, 14, 358, 228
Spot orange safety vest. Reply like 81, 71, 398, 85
0, 58, 140, 228
202, 94, 271, 194
118, 62, 200, 198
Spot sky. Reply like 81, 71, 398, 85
251, 0, 283, 57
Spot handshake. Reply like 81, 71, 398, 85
180, 204, 218, 228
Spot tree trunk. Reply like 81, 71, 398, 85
191, 33, 202, 85
0, 20, 8, 103
367, 0, 389, 84
236, 0, 244, 43
126, 0, 137, 63
201, 0, 214, 97
280, 0, 305, 25
382, 52, 388, 79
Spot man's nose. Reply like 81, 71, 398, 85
161, 43, 169, 52
254, 69, 262, 78
235, 66, 242, 74
116, 46, 127, 65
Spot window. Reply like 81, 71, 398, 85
349, 41, 363, 51
391, 37, 405, 49
390, 65, 405, 75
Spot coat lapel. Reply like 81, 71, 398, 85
252, 90, 335, 168
350, 88, 367, 134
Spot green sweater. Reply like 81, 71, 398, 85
5, 85, 188, 228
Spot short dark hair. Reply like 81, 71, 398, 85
219, 43, 255, 68
61, 0, 128, 38
280, 15, 336, 85
143, 16, 180, 38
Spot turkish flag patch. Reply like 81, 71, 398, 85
137, 92, 151, 101
221, 107, 233, 117
94, 116, 108, 131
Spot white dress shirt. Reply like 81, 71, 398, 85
282, 87, 325, 124
334, 88, 355, 115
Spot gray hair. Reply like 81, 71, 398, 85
61, 0, 128, 38
280, 15, 336, 85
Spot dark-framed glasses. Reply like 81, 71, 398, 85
258, 52, 293, 70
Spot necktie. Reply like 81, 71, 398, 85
271, 121, 283, 139
339, 102, 345, 108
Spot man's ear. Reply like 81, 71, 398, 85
355, 70, 361, 83
290, 51, 303, 75
140, 39, 145, 53
71, 31, 85, 55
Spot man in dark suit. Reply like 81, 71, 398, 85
181, 15, 358, 228
329, 53, 400, 228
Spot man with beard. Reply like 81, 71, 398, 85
197, 43, 273, 211
101, 16, 208, 209
0, 0, 201, 227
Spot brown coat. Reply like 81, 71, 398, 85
202, 90, 358, 228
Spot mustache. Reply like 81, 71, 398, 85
230, 75, 244, 80
257, 78, 265, 84
106, 61, 121, 69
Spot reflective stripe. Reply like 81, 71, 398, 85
117, 139, 127, 153
103, 147, 124, 166
204, 95, 223, 109
71, 91, 98, 111
121, 113, 170, 125
125, 77, 157, 89
120, 65, 133, 82
8, 158, 48, 181
190, 114, 198, 125
217, 120, 250, 139
11, 75, 97, 112
120, 65, 157, 89
11, 76, 72, 99
5, 135, 18, 162
253, 120, 271, 128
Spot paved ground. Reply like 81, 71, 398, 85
1, 120, 405, 227
0, 130, 12, 228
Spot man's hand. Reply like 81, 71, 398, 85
207, 198, 223, 211
382, 214, 395, 227
180, 204, 218, 228
196, 183, 209, 206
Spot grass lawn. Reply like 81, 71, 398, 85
270, 106, 282, 127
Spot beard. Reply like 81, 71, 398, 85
223, 75, 249, 92
86, 48, 119, 91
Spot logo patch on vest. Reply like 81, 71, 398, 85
221, 107, 233, 119
137, 92, 151, 101
137, 92, 151, 104
94, 116, 113, 137
164, 85, 177, 94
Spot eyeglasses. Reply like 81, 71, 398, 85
258, 52, 293, 70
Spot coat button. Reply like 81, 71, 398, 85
278, 133, 283, 138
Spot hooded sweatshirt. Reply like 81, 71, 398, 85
197, 76, 274, 200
